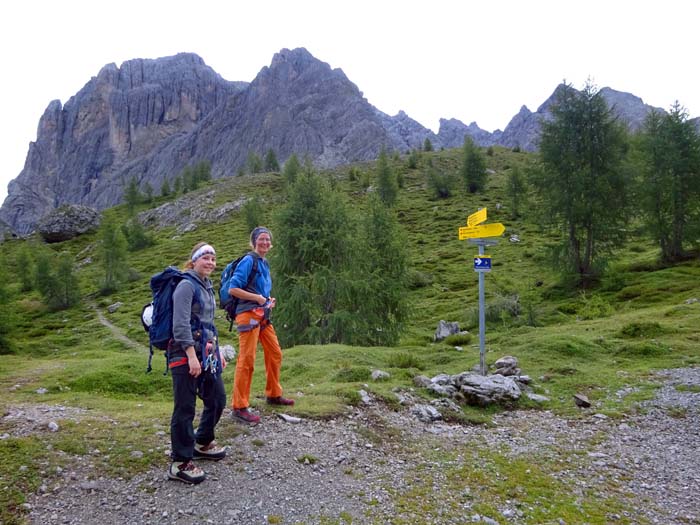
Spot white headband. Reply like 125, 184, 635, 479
191, 244, 216, 262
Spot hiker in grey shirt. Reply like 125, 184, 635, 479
168, 242, 227, 484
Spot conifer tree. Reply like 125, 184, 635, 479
160, 179, 171, 198
427, 165, 456, 199
182, 166, 195, 192
99, 216, 128, 294
423, 137, 433, 152
273, 170, 355, 346
122, 219, 154, 251
376, 149, 398, 206
637, 103, 700, 262
247, 152, 263, 174
461, 137, 487, 193
16, 245, 34, 292
352, 195, 410, 345
407, 149, 421, 169
34, 249, 54, 298
242, 196, 264, 233
264, 149, 280, 172
0, 257, 11, 353
195, 160, 212, 184
143, 182, 153, 204
532, 81, 629, 287
124, 177, 142, 215
506, 166, 527, 219
282, 153, 301, 185
47, 252, 80, 310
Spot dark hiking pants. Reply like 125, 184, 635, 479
170, 358, 226, 462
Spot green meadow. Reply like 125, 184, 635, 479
1, 146, 698, 524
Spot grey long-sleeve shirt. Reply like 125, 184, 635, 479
171, 270, 217, 352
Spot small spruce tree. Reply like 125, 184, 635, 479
376, 149, 398, 206
283, 153, 301, 185
242, 196, 265, 233
461, 137, 487, 193
99, 216, 128, 294
264, 149, 280, 172
124, 177, 142, 215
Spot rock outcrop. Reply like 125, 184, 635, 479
437, 118, 500, 149
0, 49, 679, 235
36, 205, 101, 243
0, 53, 243, 234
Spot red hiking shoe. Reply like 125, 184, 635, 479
266, 396, 295, 406
231, 408, 261, 425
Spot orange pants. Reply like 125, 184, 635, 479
231, 309, 283, 409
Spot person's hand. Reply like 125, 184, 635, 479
258, 294, 266, 305
268, 297, 276, 309
188, 355, 202, 377
221, 354, 227, 370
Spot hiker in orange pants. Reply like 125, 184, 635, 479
233, 310, 284, 409
226, 227, 294, 425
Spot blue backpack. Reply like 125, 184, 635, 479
218, 252, 258, 331
141, 267, 202, 373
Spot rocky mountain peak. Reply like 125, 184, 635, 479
0, 49, 688, 237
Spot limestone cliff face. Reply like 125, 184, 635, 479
0, 49, 682, 235
0, 53, 242, 234
498, 84, 666, 152
437, 118, 500, 149
166, 47, 404, 179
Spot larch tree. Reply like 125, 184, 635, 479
532, 81, 630, 287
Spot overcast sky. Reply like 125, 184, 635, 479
1, 0, 698, 203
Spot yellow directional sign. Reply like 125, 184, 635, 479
467, 208, 487, 227
459, 222, 505, 240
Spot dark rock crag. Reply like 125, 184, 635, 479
0, 49, 673, 235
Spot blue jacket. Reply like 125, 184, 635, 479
228, 253, 272, 314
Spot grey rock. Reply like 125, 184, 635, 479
410, 404, 442, 423
413, 375, 432, 388
106, 302, 122, 314
277, 413, 301, 424
36, 205, 101, 243
574, 393, 592, 408
494, 356, 519, 376
358, 389, 372, 405
526, 393, 550, 403
430, 397, 462, 413
453, 372, 522, 406
434, 320, 460, 341
371, 370, 390, 381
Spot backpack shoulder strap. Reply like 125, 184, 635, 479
181, 272, 204, 311
242, 252, 259, 290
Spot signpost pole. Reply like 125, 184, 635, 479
461, 208, 502, 376
477, 242, 486, 375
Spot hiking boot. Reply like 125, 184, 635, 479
231, 407, 261, 425
168, 460, 205, 484
266, 396, 295, 406
194, 441, 226, 461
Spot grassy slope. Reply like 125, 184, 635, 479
1, 146, 699, 524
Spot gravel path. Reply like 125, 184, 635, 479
14, 367, 700, 525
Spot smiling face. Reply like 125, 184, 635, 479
193, 253, 216, 278
254, 232, 272, 257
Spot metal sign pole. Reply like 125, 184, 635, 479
478, 242, 486, 375
461, 208, 501, 377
